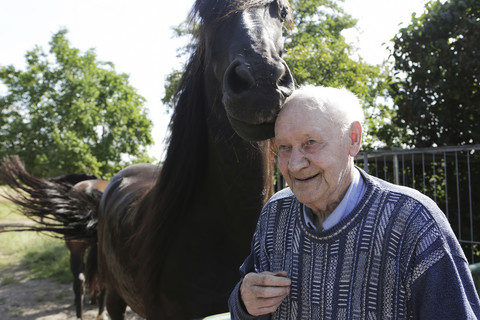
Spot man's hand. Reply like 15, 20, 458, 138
240, 271, 291, 316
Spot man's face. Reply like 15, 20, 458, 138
274, 97, 354, 212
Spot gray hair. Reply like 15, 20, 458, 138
284, 85, 364, 133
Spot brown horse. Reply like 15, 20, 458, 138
1, 0, 294, 319
64, 178, 109, 320
0, 162, 109, 320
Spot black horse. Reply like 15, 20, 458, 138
1, 0, 294, 319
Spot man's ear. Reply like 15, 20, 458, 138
348, 121, 362, 156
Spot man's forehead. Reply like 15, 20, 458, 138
276, 105, 328, 132
280, 96, 322, 119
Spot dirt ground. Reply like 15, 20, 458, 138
0, 263, 143, 320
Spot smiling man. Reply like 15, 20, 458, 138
229, 85, 480, 319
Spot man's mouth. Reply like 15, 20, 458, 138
296, 173, 319, 182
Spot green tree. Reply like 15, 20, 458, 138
0, 29, 154, 178
161, 22, 194, 113
390, 0, 480, 147
162, 0, 400, 149
284, 0, 399, 149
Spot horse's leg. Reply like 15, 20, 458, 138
95, 288, 108, 320
66, 240, 88, 320
106, 289, 127, 320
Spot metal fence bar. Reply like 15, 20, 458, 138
393, 155, 399, 185
422, 153, 426, 194
443, 152, 449, 220
383, 156, 387, 181
363, 152, 369, 174
455, 151, 462, 240
432, 153, 437, 203
412, 154, 415, 189
467, 152, 474, 262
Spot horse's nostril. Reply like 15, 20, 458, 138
277, 62, 294, 98
225, 62, 255, 95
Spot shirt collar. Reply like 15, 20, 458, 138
303, 168, 366, 232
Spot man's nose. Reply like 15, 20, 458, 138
288, 147, 309, 172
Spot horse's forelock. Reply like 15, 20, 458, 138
193, 0, 282, 24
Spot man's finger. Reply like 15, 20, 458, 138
254, 271, 291, 287
253, 282, 290, 298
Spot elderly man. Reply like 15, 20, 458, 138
228, 85, 480, 319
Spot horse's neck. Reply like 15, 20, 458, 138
204, 119, 273, 208
198, 121, 273, 256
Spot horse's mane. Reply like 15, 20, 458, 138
131, 7, 211, 315
131, 0, 290, 316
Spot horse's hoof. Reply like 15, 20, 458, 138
96, 311, 109, 320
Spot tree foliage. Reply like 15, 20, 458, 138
160, 22, 194, 112
390, 0, 480, 147
0, 29, 154, 178
283, 0, 399, 149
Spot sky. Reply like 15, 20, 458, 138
0, 0, 429, 160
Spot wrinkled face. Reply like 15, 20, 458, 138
274, 98, 356, 212
202, 0, 294, 141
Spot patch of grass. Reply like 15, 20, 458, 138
0, 274, 17, 286
0, 231, 71, 283
0, 202, 28, 223
0, 186, 19, 209
21, 239, 72, 283
0, 185, 11, 204
0, 186, 72, 284
0, 228, 35, 267
0, 187, 29, 222
0, 207, 71, 284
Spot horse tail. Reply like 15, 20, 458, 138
0, 155, 101, 241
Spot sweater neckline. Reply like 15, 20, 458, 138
296, 168, 377, 241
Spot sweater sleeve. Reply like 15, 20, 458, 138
229, 190, 294, 319
228, 245, 271, 320
408, 252, 480, 319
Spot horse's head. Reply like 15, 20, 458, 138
196, 0, 295, 141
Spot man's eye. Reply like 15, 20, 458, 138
303, 140, 318, 149
277, 145, 291, 155
303, 140, 323, 153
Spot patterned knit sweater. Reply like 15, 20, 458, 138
229, 169, 480, 319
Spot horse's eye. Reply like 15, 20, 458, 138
280, 7, 288, 21
272, 0, 289, 22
